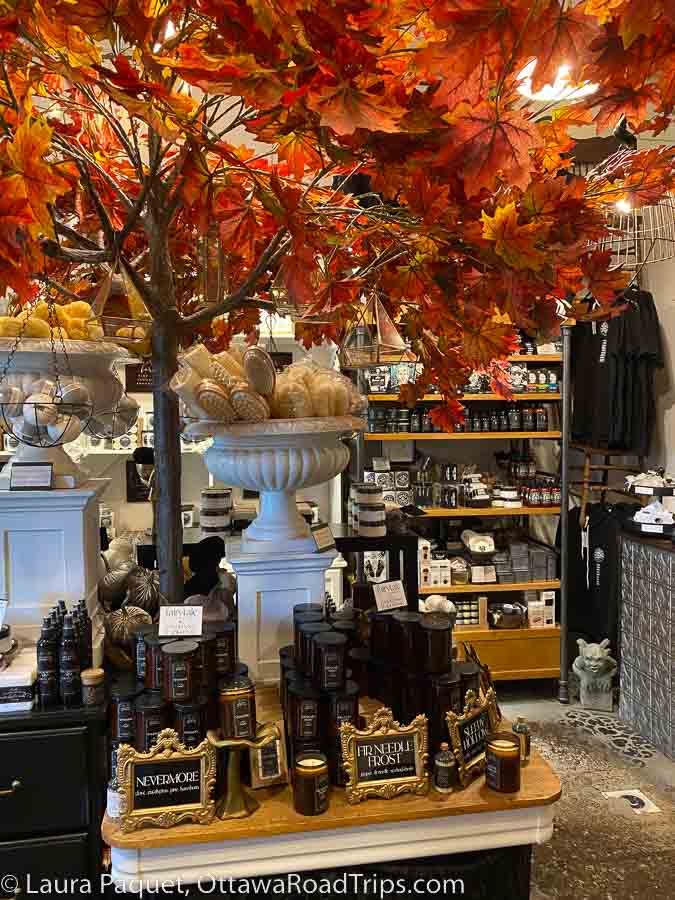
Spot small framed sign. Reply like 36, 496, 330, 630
116, 729, 216, 832
340, 707, 429, 804
249, 720, 288, 789
445, 688, 500, 787
9, 462, 53, 491
311, 522, 336, 553
373, 579, 407, 612
159, 605, 203, 637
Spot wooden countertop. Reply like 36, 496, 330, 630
103, 745, 561, 851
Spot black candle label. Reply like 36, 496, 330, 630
110, 746, 119, 782
181, 712, 200, 748
215, 636, 234, 672
335, 700, 355, 724
322, 651, 343, 690
117, 700, 135, 740
299, 700, 317, 738
259, 742, 281, 780
485, 751, 501, 790
154, 653, 163, 686
136, 644, 146, 680
172, 661, 190, 699
233, 697, 251, 737
145, 714, 164, 750
315, 772, 329, 813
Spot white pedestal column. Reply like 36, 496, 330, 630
228, 541, 337, 682
0, 479, 109, 647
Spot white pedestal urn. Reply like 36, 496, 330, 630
200, 416, 364, 553
190, 416, 364, 681
0, 338, 135, 489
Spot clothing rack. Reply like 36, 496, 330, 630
570, 444, 646, 527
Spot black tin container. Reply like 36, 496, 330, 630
288, 679, 321, 741
320, 679, 359, 739
161, 640, 198, 703
294, 611, 324, 659
367, 609, 394, 660
110, 678, 142, 744
173, 697, 207, 749
312, 632, 347, 691
347, 647, 370, 696
391, 610, 424, 671
455, 660, 481, 704
211, 623, 237, 678
298, 621, 332, 676
134, 690, 170, 752
192, 632, 217, 693
417, 613, 454, 674
430, 669, 462, 749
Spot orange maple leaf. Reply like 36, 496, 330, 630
580, 251, 631, 303
6, 118, 71, 239
462, 317, 520, 369
277, 132, 323, 181
481, 202, 547, 271
306, 82, 403, 135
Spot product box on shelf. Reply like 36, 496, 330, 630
365, 367, 392, 393
394, 471, 410, 489
0, 648, 36, 712
382, 491, 396, 504
364, 471, 395, 490
525, 589, 556, 626
395, 490, 412, 506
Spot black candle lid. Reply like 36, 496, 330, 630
313, 631, 347, 649
332, 607, 356, 622
299, 621, 333, 638
433, 670, 461, 687
294, 610, 324, 626
420, 613, 453, 631
219, 675, 254, 693
195, 632, 217, 646
110, 677, 143, 700
331, 620, 357, 638
288, 679, 320, 701
207, 622, 236, 636
134, 690, 166, 710
144, 634, 177, 648
392, 610, 423, 625
293, 603, 323, 616
216, 663, 249, 691
367, 608, 394, 622
161, 639, 198, 658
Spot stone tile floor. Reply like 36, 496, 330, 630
500, 685, 675, 900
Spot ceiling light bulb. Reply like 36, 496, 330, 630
517, 61, 598, 103
164, 20, 177, 40
616, 199, 632, 214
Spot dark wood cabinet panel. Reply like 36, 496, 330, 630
0, 832, 89, 898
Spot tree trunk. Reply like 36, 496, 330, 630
152, 315, 184, 603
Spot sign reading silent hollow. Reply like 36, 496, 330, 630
116, 729, 216, 831
340, 707, 429, 804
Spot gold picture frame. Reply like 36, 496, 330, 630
340, 707, 430, 804
446, 688, 500, 787
117, 728, 216, 832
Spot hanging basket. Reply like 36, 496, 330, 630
339, 294, 416, 369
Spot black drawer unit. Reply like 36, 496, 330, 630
0, 706, 107, 889
0, 833, 89, 898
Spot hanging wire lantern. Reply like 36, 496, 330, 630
338, 291, 416, 369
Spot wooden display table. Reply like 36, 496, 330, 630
103, 751, 561, 889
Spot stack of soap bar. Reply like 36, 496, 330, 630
0, 648, 36, 712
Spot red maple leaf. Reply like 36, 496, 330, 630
523, 2, 602, 93
279, 243, 317, 307
462, 317, 520, 368
580, 250, 631, 303
429, 400, 466, 433
306, 81, 404, 135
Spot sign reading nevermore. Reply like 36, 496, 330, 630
116, 729, 216, 832
446, 688, 500, 787
340, 707, 429, 804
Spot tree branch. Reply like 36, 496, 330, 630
35, 274, 86, 303
118, 255, 165, 321
40, 240, 114, 264
76, 160, 117, 249
182, 230, 290, 327
54, 221, 101, 251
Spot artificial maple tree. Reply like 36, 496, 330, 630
1, 0, 675, 598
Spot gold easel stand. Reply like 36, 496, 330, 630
207, 723, 279, 820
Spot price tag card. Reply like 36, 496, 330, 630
312, 522, 336, 553
159, 605, 203, 637
9, 462, 53, 491
373, 579, 408, 612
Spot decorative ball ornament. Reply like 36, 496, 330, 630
124, 566, 161, 617
55, 381, 93, 418
105, 605, 153, 650
47, 415, 85, 445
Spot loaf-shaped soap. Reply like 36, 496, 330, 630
230, 384, 270, 423
213, 350, 246, 380
270, 376, 313, 419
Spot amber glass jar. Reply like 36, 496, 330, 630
211, 623, 237, 677
417, 613, 454, 674
130, 623, 154, 684
293, 752, 330, 816
173, 697, 207, 749
161, 640, 197, 703
294, 611, 324, 659
110, 678, 141, 744
298, 621, 332, 676
288, 679, 321, 740
367, 609, 394, 659
347, 647, 370, 696
391, 610, 424, 671
218, 675, 256, 740
485, 733, 521, 793
312, 631, 347, 691
134, 690, 169, 752
455, 661, 481, 705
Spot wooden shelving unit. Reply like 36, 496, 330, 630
418, 506, 561, 518
454, 625, 562, 681
507, 353, 562, 363
419, 580, 560, 595
368, 392, 561, 402
365, 431, 562, 441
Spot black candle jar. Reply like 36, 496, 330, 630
347, 647, 370, 696
400, 672, 431, 725
312, 631, 347, 691
218, 675, 256, 740
430, 670, 462, 748
320, 679, 359, 739
294, 610, 324, 658
293, 752, 330, 816
161, 640, 198, 703
368, 609, 395, 660
144, 634, 176, 691
110, 678, 142, 744
192, 632, 217, 692
211, 623, 237, 677
298, 621, 332, 676
367, 658, 401, 712
288, 679, 321, 740
134, 690, 169, 752
330, 607, 356, 624
293, 603, 324, 617
455, 660, 481, 705
485, 732, 521, 793
173, 697, 207, 749
279, 644, 296, 710
331, 619, 358, 652
417, 613, 454, 674
391, 610, 424, 671
130, 623, 154, 684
